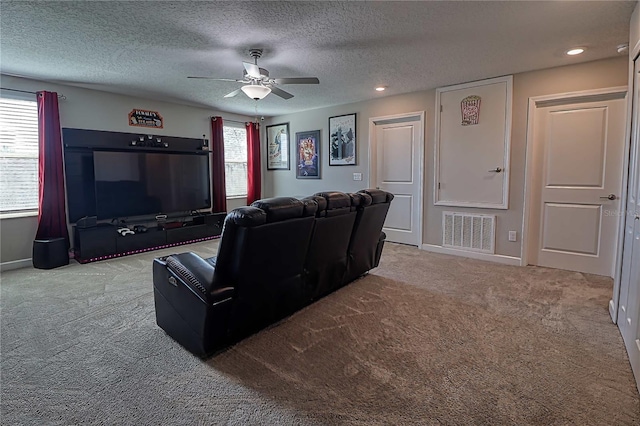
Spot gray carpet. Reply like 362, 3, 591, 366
1, 242, 638, 425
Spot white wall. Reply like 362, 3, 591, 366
0, 74, 251, 267
265, 57, 628, 259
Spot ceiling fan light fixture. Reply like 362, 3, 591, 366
241, 84, 271, 100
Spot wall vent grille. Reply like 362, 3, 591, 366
442, 211, 495, 254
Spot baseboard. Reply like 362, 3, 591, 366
420, 244, 521, 266
0, 258, 32, 272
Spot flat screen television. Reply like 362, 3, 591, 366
64, 149, 211, 222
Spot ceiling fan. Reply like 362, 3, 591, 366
188, 48, 319, 100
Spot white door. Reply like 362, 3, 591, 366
435, 76, 512, 209
370, 113, 424, 246
529, 92, 626, 276
618, 64, 640, 391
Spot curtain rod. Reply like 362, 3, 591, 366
212, 117, 259, 125
1, 87, 66, 100
225, 119, 248, 125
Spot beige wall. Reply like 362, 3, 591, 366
444, 56, 627, 257
1, 56, 628, 266
226, 197, 248, 211
263, 92, 431, 197
266, 56, 628, 259
0, 216, 39, 269
0, 75, 251, 267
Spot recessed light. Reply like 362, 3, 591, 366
566, 48, 585, 56
375, 86, 386, 92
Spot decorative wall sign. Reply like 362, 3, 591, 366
329, 113, 356, 166
296, 130, 321, 179
461, 95, 481, 126
129, 109, 164, 128
266, 122, 290, 170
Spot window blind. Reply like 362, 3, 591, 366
0, 97, 39, 213
223, 126, 248, 197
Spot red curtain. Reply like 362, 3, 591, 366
35, 91, 70, 248
211, 116, 227, 212
246, 122, 261, 205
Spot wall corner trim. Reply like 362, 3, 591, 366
420, 244, 521, 266
609, 299, 618, 324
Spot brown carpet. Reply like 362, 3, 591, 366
1, 242, 638, 425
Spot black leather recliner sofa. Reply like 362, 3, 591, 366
152, 189, 394, 356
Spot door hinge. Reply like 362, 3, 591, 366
438, 182, 441, 189
440, 105, 443, 112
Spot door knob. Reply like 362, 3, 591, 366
488, 167, 502, 173
599, 194, 617, 200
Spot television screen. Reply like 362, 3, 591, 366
92, 151, 211, 220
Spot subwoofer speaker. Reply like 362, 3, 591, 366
32, 237, 69, 269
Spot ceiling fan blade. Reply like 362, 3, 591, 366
187, 77, 243, 82
224, 89, 242, 98
270, 86, 294, 100
243, 62, 261, 78
274, 77, 319, 85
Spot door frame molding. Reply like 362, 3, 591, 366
521, 86, 628, 270
368, 111, 425, 247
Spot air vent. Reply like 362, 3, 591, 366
442, 211, 495, 254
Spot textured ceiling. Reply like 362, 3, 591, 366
0, 1, 635, 117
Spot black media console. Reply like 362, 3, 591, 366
73, 213, 225, 264
62, 127, 221, 264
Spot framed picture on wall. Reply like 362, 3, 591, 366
329, 113, 356, 166
296, 130, 321, 179
266, 122, 290, 170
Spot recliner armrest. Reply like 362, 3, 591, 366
210, 287, 234, 304
165, 252, 233, 304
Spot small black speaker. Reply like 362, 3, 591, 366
33, 238, 69, 269
193, 213, 225, 226
207, 213, 226, 227
77, 216, 97, 228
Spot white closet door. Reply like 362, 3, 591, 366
435, 76, 512, 209
618, 64, 640, 392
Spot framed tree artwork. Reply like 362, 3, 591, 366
295, 130, 321, 179
266, 122, 290, 170
329, 113, 356, 166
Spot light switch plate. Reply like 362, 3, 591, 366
508, 231, 517, 242
353, 173, 362, 181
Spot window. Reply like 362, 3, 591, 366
223, 125, 247, 197
0, 96, 39, 214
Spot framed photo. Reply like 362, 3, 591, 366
266, 122, 290, 170
296, 130, 321, 179
329, 113, 356, 166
